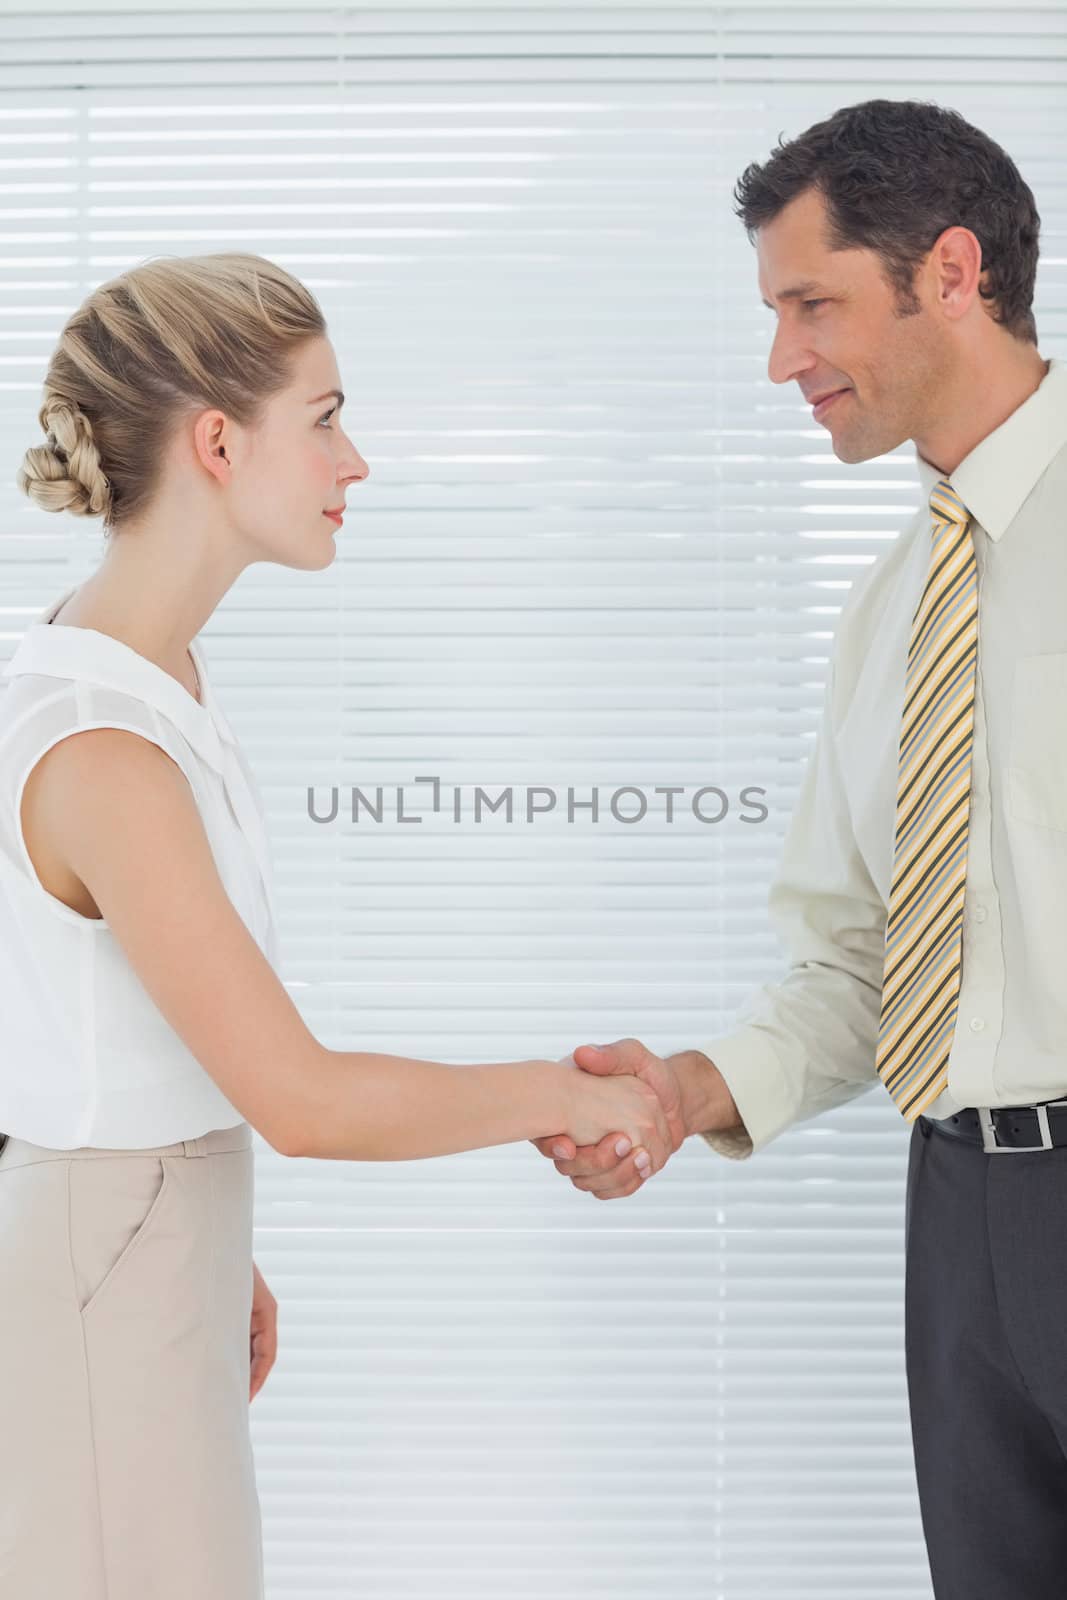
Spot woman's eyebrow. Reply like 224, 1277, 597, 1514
308, 389, 344, 407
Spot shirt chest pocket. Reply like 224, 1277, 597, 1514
1007, 654, 1067, 832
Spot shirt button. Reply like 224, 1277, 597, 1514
975, 906, 988, 924
969, 1017, 985, 1032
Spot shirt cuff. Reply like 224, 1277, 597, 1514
694, 1028, 796, 1162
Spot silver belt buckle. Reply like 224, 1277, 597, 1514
978, 1103, 1055, 1153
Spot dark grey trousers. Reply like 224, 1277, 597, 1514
906, 1113, 1067, 1597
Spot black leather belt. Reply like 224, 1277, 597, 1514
925, 1100, 1067, 1153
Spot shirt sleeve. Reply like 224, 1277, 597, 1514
699, 642, 890, 1162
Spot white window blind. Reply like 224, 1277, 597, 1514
1, 5, 1064, 1596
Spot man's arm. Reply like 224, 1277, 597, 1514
690, 646, 888, 1161
670, 1047, 754, 1158
534, 639, 890, 1190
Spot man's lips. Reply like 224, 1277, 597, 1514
810, 387, 851, 420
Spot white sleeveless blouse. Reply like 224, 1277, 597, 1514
0, 588, 279, 1148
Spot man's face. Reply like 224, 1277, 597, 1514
756, 186, 946, 464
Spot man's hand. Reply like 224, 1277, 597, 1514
249, 1259, 278, 1404
531, 1038, 687, 1199
531, 1038, 741, 1199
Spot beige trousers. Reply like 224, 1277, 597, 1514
0, 1122, 263, 1599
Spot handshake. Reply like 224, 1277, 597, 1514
529, 1037, 743, 1200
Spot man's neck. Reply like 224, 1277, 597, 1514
914, 347, 1050, 478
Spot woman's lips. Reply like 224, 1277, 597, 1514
323, 510, 344, 527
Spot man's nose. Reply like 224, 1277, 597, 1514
767, 325, 814, 388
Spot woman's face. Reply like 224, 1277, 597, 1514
229, 334, 369, 570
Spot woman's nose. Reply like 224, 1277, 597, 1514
342, 447, 370, 484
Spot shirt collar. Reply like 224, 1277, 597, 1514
913, 355, 1067, 540
1, 589, 240, 777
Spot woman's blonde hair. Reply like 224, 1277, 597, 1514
16, 251, 326, 533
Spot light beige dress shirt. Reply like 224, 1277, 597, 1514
702, 355, 1067, 1161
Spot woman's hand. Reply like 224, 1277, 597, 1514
249, 1259, 278, 1404
563, 1065, 673, 1175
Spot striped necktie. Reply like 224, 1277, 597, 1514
874, 479, 978, 1122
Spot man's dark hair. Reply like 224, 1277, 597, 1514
734, 98, 1040, 345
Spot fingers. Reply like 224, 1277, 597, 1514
571, 1164, 648, 1200
529, 1134, 577, 1160
535, 1126, 656, 1199
550, 1128, 630, 1178
550, 1129, 652, 1184
618, 1080, 671, 1175
569, 1146, 652, 1198
532, 1125, 633, 1170
647, 1097, 673, 1174
572, 1038, 643, 1076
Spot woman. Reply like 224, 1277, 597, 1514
0, 252, 670, 1599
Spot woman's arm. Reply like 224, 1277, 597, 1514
289, 1048, 668, 1163
34, 727, 666, 1164
292, 1052, 571, 1162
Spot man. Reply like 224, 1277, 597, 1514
536, 98, 1067, 1596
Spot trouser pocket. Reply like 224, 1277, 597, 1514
904, 1118, 929, 1253
70, 1155, 169, 1318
